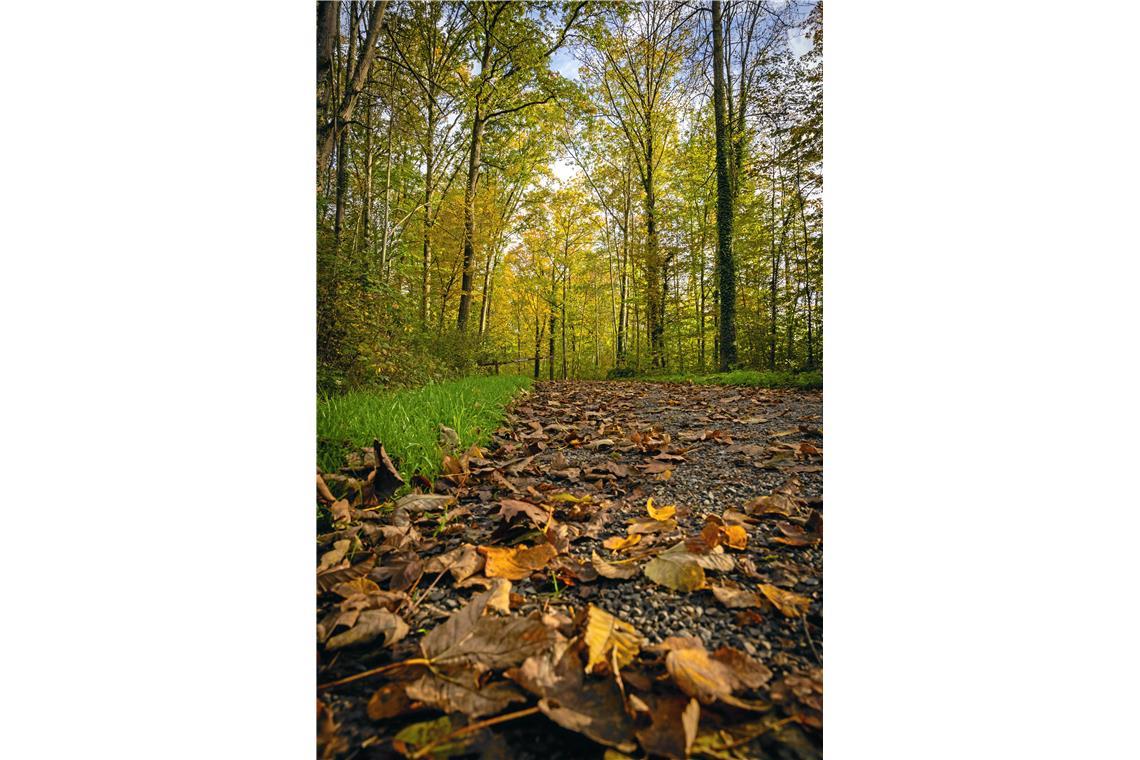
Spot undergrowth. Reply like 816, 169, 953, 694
631, 368, 822, 390
317, 375, 532, 479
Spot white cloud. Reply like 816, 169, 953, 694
788, 27, 813, 59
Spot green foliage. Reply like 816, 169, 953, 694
317, 375, 533, 477
635, 369, 822, 390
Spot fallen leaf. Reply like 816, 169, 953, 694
498, 498, 552, 528
634, 694, 700, 760
602, 533, 642, 552
366, 682, 413, 720
644, 554, 706, 591
317, 553, 377, 592
396, 493, 456, 513
479, 543, 558, 580
662, 636, 741, 703
392, 715, 478, 759
710, 585, 765, 609
508, 645, 638, 752
591, 551, 640, 579
646, 497, 676, 521
317, 700, 348, 760
723, 524, 749, 550
486, 578, 512, 614
369, 440, 406, 502
759, 584, 813, 617
420, 590, 555, 670
326, 608, 409, 650
626, 517, 677, 535
583, 605, 643, 673
406, 671, 526, 719
317, 539, 352, 573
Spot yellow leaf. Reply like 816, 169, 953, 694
602, 533, 642, 552
758, 584, 812, 617
646, 497, 676, 521
584, 605, 643, 674
644, 555, 706, 592
479, 543, 558, 580
723, 525, 749, 550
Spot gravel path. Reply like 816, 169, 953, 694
319, 380, 823, 758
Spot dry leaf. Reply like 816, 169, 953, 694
710, 585, 765, 609
634, 694, 700, 760
583, 605, 643, 673
395, 492, 456, 513
723, 524, 749, 550
420, 590, 555, 670
758, 584, 813, 617
326, 608, 409, 650
508, 646, 638, 752
646, 497, 676, 521
591, 551, 640, 579
479, 543, 558, 580
602, 533, 642, 552
644, 554, 706, 591
498, 498, 551, 528
366, 682, 413, 720
406, 670, 526, 719
662, 636, 741, 703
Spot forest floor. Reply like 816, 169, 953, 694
317, 380, 823, 759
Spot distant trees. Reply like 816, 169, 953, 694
316, 0, 822, 394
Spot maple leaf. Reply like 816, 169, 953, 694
583, 605, 643, 674
420, 590, 555, 671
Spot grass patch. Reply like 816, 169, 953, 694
632, 369, 822, 390
317, 375, 532, 478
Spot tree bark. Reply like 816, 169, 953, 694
712, 0, 737, 372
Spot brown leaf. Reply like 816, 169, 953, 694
758, 584, 813, 617
626, 517, 677, 535
583, 605, 643, 673
591, 551, 640, 580
423, 544, 485, 584
507, 645, 638, 752
395, 492, 456, 513
712, 647, 773, 690
485, 578, 512, 614
369, 440, 405, 502
406, 670, 526, 719
662, 636, 743, 703
317, 472, 336, 505
317, 700, 348, 760
317, 553, 377, 592
479, 543, 558, 580
497, 498, 551, 528
643, 554, 706, 592
317, 539, 352, 573
710, 585, 765, 609
634, 694, 700, 760
420, 590, 555, 670
326, 609, 409, 650
366, 682, 413, 720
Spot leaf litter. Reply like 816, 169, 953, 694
317, 380, 821, 758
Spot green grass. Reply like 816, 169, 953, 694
317, 375, 532, 478
632, 368, 822, 390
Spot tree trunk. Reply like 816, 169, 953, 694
712, 0, 737, 372
456, 112, 485, 332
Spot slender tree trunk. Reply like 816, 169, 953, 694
420, 108, 435, 324
457, 111, 485, 332
712, 0, 737, 372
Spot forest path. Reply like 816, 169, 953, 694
319, 380, 823, 758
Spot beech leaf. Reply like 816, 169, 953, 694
758, 584, 813, 617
